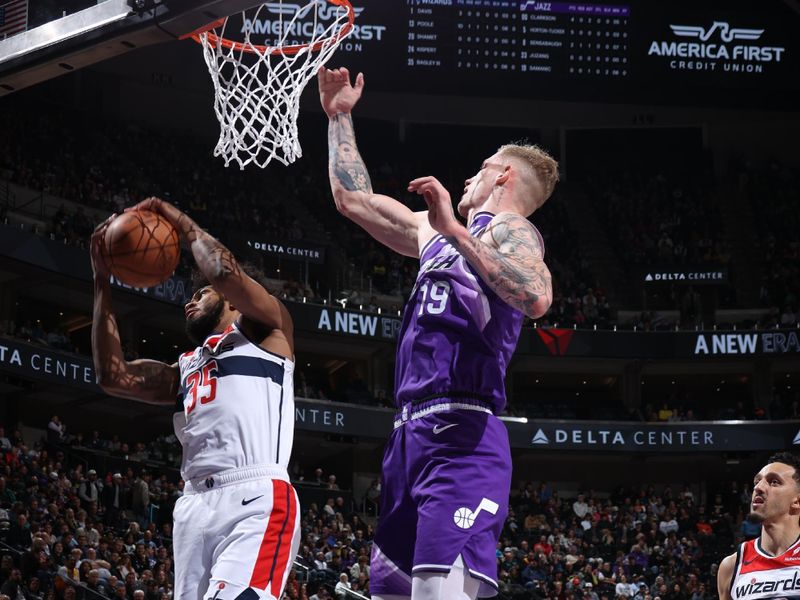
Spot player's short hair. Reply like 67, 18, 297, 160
767, 452, 800, 487
497, 142, 560, 212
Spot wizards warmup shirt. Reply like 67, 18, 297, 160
394, 212, 542, 413
730, 536, 800, 600
174, 321, 294, 480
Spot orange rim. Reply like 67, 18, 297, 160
181, 0, 355, 56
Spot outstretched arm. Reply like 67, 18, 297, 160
409, 177, 552, 319
90, 219, 178, 404
320, 67, 423, 258
130, 198, 293, 357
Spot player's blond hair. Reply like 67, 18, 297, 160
497, 143, 560, 212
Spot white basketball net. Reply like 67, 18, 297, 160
194, 0, 354, 169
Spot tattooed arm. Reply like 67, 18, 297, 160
409, 176, 552, 319
458, 213, 552, 319
90, 219, 178, 404
131, 198, 293, 357
319, 67, 424, 258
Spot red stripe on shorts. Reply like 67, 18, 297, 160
269, 483, 297, 598
249, 480, 287, 589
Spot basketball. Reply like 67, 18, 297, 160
453, 507, 475, 530
102, 210, 180, 288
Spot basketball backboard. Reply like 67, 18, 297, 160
0, 0, 260, 95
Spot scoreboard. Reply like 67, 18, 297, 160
314, 0, 798, 109
406, 1, 631, 79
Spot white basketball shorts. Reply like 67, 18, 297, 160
173, 464, 301, 600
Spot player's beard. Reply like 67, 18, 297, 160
746, 510, 766, 524
185, 297, 225, 345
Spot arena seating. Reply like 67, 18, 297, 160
0, 425, 752, 600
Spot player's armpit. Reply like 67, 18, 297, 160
717, 553, 736, 600
98, 359, 179, 405
450, 212, 552, 319
234, 289, 295, 359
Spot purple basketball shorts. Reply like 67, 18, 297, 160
370, 406, 511, 598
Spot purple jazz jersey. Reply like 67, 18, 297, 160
372, 212, 540, 597
394, 211, 528, 413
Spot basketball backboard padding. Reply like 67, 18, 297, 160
0, 0, 264, 96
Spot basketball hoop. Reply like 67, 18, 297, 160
184, 0, 355, 169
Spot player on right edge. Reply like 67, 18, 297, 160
319, 67, 558, 600
717, 452, 800, 600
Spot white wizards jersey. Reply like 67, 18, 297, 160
174, 322, 294, 481
731, 536, 800, 600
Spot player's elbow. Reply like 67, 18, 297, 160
528, 297, 552, 320
207, 260, 238, 289
97, 376, 125, 398
332, 189, 364, 221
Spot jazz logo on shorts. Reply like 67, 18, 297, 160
453, 498, 499, 530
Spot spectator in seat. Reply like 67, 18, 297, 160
349, 555, 369, 581
78, 470, 102, 511
85, 569, 108, 598
47, 416, 65, 444
0, 568, 23, 600
333, 573, 350, 599
131, 471, 151, 519
364, 480, 380, 516
309, 585, 330, 600
573, 494, 589, 518
112, 582, 127, 600
0, 429, 11, 452
25, 577, 43, 600
8, 514, 32, 551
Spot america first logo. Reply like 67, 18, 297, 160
647, 20, 786, 74
241, 1, 385, 51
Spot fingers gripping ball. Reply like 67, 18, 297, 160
102, 210, 180, 288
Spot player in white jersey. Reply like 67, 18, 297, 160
718, 452, 800, 600
90, 197, 300, 600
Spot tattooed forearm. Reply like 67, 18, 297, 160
191, 231, 242, 283
447, 214, 553, 318
175, 211, 242, 284
328, 113, 372, 194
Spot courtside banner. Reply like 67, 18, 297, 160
641, 265, 728, 285
0, 337, 795, 448
294, 399, 393, 437
0, 336, 395, 436
291, 304, 402, 341
0, 337, 98, 391
523, 328, 800, 358
238, 237, 326, 264
506, 419, 799, 452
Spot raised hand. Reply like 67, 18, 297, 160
126, 197, 193, 241
408, 176, 462, 238
318, 67, 365, 118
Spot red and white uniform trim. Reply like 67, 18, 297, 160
731, 536, 800, 600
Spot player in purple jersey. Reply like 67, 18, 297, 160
319, 67, 559, 600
